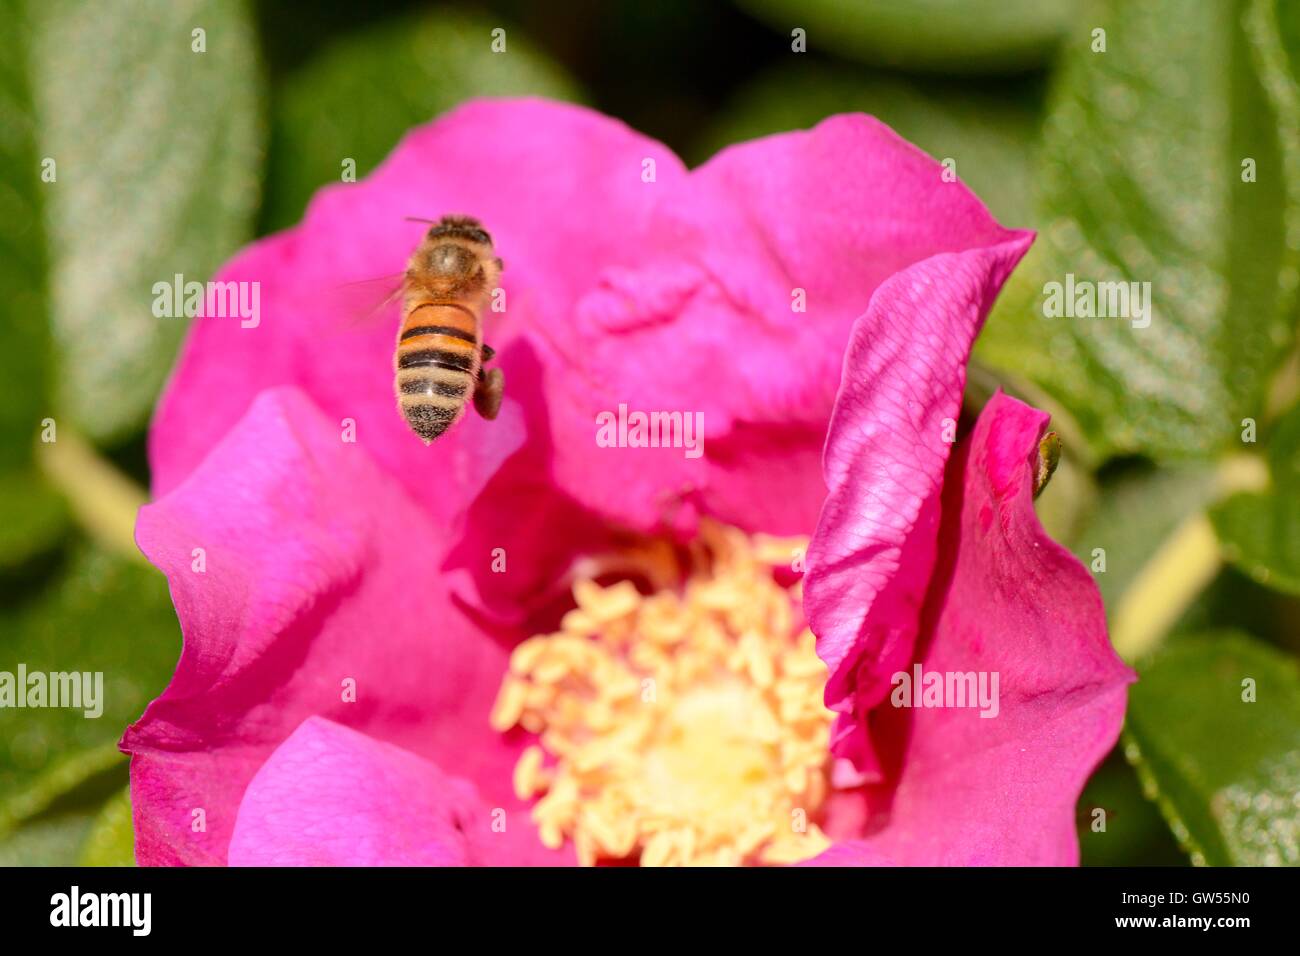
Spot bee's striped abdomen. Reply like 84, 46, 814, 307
394, 301, 480, 444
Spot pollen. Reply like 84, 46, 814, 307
491, 522, 834, 866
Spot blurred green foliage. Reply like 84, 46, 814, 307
78, 787, 136, 867
738, 0, 1081, 74
1212, 404, 1300, 594
0, 545, 180, 837
2, 0, 1299, 867
1076, 750, 1186, 867
0, 0, 52, 476
31, 0, 264, 445
0, 471, 68, 574
1125, 632, 1300, 865
1071, 463, 1218, 612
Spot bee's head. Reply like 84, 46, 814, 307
407, 215, 499, 294
426, 214, 492, 248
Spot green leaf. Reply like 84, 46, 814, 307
977, 0, 1300, 460
1211, 404, 1300, 594
0, 543, 178, 834
698, 62, 1041, 226
79, 786, 135, 866
736, 0, 1081, 74
261, 9, 580, 232
1077, 749, 1189, 866
0, 0, 52, 472
1124, 631, 1300, 865
1212, 493, 1300, 593
26, 0, 264, 444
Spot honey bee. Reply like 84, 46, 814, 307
394, 215, 503, 444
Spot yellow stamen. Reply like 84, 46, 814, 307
492, 522, 834, 866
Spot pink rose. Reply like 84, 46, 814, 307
124, 98, 1131, 866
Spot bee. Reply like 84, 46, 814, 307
394, 215, 504, 444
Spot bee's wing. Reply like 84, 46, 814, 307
325, 272, 406, 331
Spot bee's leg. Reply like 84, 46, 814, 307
473, 366, 505, 420
480, 343, 496, 363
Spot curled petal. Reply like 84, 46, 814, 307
810, 393, 1133, 865
804, 235, 1033, 774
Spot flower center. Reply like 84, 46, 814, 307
491, 523, 834, 866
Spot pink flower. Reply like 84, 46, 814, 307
124, 98, 1131, 866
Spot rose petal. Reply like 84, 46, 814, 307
800, 842, 896, 866
123, 386, 568, 865
229, 717, 545, 866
